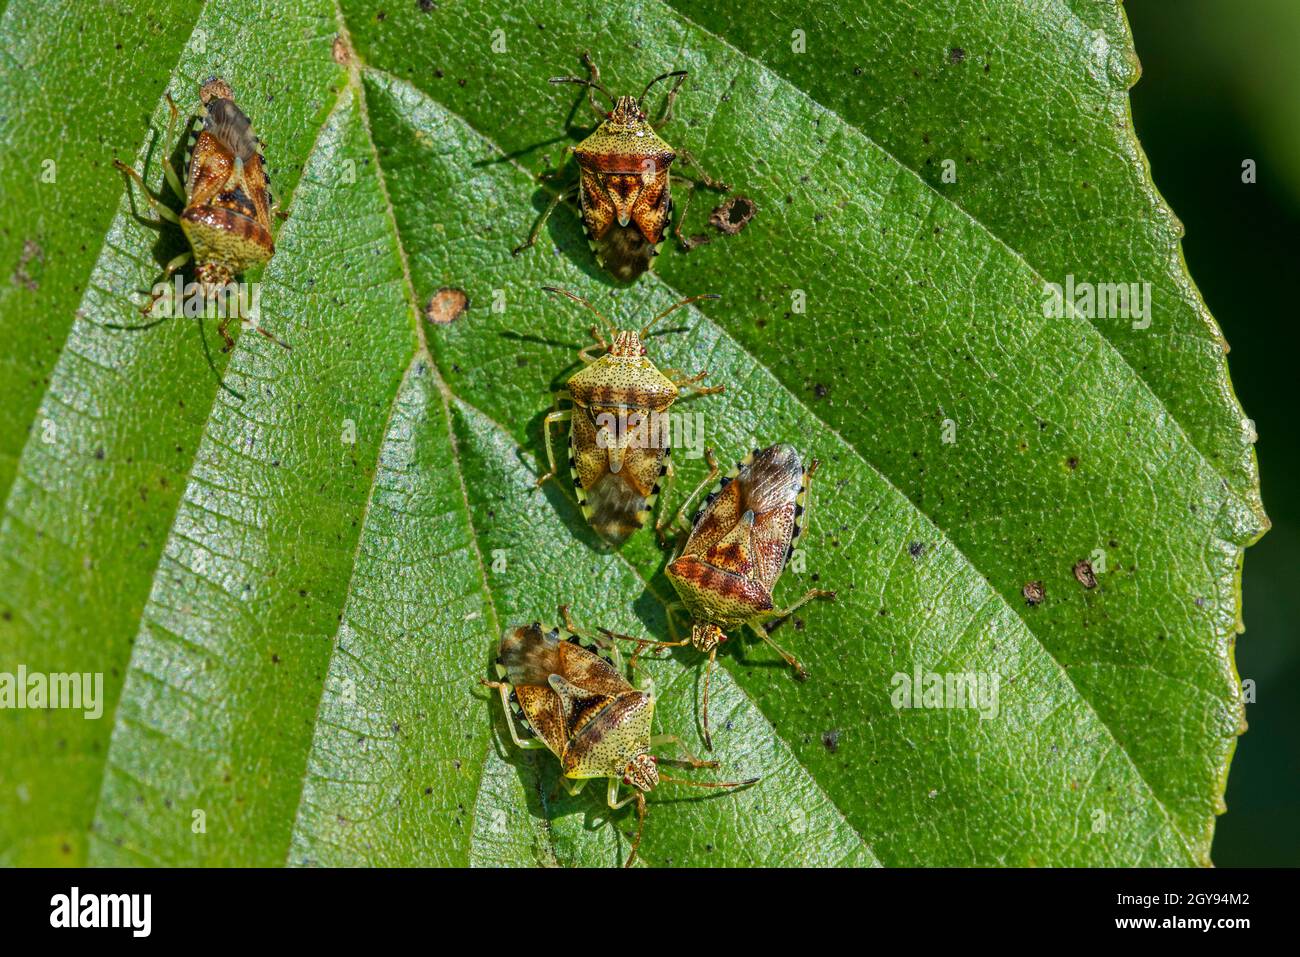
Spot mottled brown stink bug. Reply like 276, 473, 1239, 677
481, 611, 757, 867
113, 77, 286, 354
615, 444, 835, 749
513, 52, 729, 282
537, 287, 725, 547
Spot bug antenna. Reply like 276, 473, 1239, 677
624, 792, 647, 868
549, 75, 615, 116
657, 772, 760, 789
542, 286, 613, 330
641, 294, 720, 338
640, 69, 688, 105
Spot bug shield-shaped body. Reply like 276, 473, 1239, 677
567, 330, 678, 546
182, 78, 275, 295
495, 624, 657, 786
668, 443, 808, 632
573, 96, 675, 283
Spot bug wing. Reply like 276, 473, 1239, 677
188, 94, 274, 234
498, 623, 629, 759
513, 684, 569, 758
562, 690, 655, 780
683, 472, 745, 558
683, 444, 804, 591
578, 171, 663, 283
499, 623, 629, 697
186, 129, 236, 207
740, 444, 805, 591
628, 164, 672, 244
203, 96, 259, 163
572, 409, 668, 546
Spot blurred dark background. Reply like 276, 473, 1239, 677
1126, 0, 1299, 866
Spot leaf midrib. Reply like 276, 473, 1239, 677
279, 5, 515, 866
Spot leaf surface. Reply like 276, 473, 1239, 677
0, 0, 1264, 866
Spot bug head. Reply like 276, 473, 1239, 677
623, 752, 659, 792
194, 261, 236, 299
607, 95, 647, 126
609, 329, 648, 357
199, 77, 235, 105
691, 622, 726, 654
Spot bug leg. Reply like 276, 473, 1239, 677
216, 314, 236, 353
577, 326, 610, 363
768, 588, 837, 622
513, 184, 578, 256
651, 72, 689, 129
605, 780, 647, 868
558, 776, 588, 798
137, 250, 192, 317
113, 159, 182, 225
560, 605, 625, 671
650, 733, 719, 770
669, 368, 725, 398
700, 645, 720, 750
536, 408, 572, 487
655, 447, 719, 541
160, 94, 188, 202
537, 146, 574, 183
580, 51, 606, 118
479, 680, 549, 750
748, 591, 835, 681
669, 157, 730, 252
675, 150, 730, 191
669, 176, 704, 251
602, 627, 689, 669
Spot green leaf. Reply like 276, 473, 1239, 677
0, 0, 1265, 866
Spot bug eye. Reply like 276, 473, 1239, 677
649, 755, 659, 764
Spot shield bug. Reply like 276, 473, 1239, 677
512, 52, 729, 283
537, 286, 725, 547
615, 444, 835, 749
112, 77, 287, 356
481, 611, 757, 867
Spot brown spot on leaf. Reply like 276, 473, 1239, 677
708, 195, 757, 236
426, 287, 469, 325
332, 35, 352, 66
949, 47, 966, 64
1073, 560, 1097, 589
821, 729, 840, 753
1022, 580, 1045, 606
